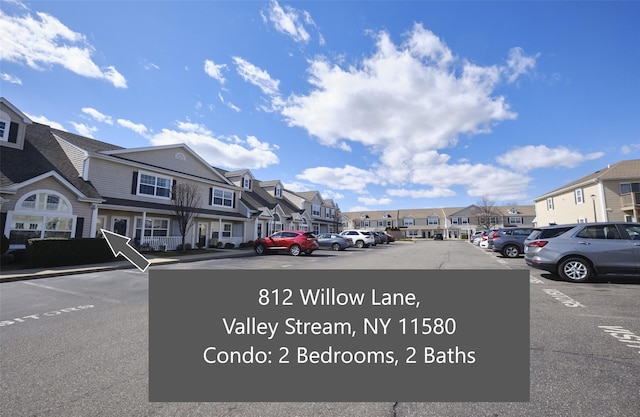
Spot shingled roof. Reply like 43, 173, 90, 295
535, 159, 640, 199
1, 122, 104, 200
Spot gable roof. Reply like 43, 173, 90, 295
535, 159, 640, 200
1, 122, 102, 200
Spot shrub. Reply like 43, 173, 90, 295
1, 235, 9, 255
25, 238, 113, 267
224, 242, 235, 249
176, 243, 192, 251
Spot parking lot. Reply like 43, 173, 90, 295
1, 239, 639, 417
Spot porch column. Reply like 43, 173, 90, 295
89, 203, 99, 237
140, 211, 147, 245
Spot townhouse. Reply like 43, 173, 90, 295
533, 159, 640, 226
0, 97, 339, 251
341, 205, 536, 239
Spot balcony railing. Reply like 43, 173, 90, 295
139, 236, 183, 251
621, 192, 640, 209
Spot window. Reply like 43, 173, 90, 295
428, 217, 439, 225
8, 191, 75, 245
575, 188, 584, 204
135, 217, 169, 238
243, 177, 251, 189
547, 197, 554, 210
451, 218, 459, 225
363, 221, 370, 227
222, 223, 232, 238
508, 217, 523, 224
620, 182, 640, 194
377, 220, 384, 227
403, 218, 414, 226
138, 172, 172, 198
212, 188, 234, 207
576, 225, 620, 239
275, 185, 282, 197
461, 217, 469, 224
312, 205, 321, 217
0, 119, 7, 141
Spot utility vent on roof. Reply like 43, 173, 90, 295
175, 152, 186, 161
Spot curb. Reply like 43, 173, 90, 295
0, 250, 255, 283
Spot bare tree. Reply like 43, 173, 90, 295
171, 183, 202, 252
475, 196, 497, 230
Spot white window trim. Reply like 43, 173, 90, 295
547, 197, 554, 210
575, 188, 584, 204
137, 171, 173, 199
211, 188, 235, 208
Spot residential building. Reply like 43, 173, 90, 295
1, 97, 250, 250
533, 160, 640, 226
341, 204, 536, 239
283, 190, 340, 235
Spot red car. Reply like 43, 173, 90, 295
254, 230, 319, 256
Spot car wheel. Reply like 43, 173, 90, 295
289, 244, 301, 256
255, 244, 266, 255
356, 240, 364, 248
305, 249, 313, 255
502, 245, 520, 258
558, 257, 593, 282
331, 243, 341, 251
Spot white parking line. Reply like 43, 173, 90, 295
22, 281, 122, 304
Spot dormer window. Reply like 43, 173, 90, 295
275, 185, 282, 197
0, 111, 19, 144
508, 207, 518, 214
243, 177, 251, 189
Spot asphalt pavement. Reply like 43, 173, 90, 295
0, 248, 255, 283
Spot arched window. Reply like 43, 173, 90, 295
7, 190, 76, 245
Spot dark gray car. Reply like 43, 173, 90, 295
524, 222, 640, 282
490, 227, 533, 258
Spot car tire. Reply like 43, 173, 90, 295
289, 244, 301, 256
356, 240, 364, 248
305, 249, 313, 255
558, 257, 593, 282
502, 244, 520, 258
255, 244, 266, 255
331, 243, 341, 251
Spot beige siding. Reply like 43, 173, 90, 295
55, 136, 86, 177
602, 180, 625, 222
109, 148, 223, 180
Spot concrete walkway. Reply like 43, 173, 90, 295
0, 249, 255, 283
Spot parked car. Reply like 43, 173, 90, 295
373, 231, 388, 244
254, 230, 319, 256
490, 227, 534, 258
433, 233, 444, 240
470, 231, 484, 244
524, 222, 640, 282
340, 230, 376, 248
316, 233, 353, 251
382, 232, 395, 243
479, 230, 498, 248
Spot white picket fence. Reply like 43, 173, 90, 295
139, 236, 183, 251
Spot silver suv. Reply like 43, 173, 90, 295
339, 230, 376, 248
524, 222, 640, 282
490, 227, 533, 258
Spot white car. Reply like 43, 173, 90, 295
339, 230, 376, 248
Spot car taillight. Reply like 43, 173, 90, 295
528, 241, 548, 248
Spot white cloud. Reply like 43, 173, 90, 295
0, 72, 22, 84
25, 112, 65, 130
387, 187, 456, 199
117, 118, 148, 136
233, 56, 280, 96
70, 122, 97, 138
621, 143, 640, 155
82, 107, 113, 124
0, 6, 127, 88
505, 47, 539, 84
264, 0, 312, 44
150, 122, 279, 169
496, 145, 604, 172
204, 59, 226, 84
277, 25, 540, 202
358, 196, 393, 206
296, 165, 380, 194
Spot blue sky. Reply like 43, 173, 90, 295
2, 0, 639, 212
